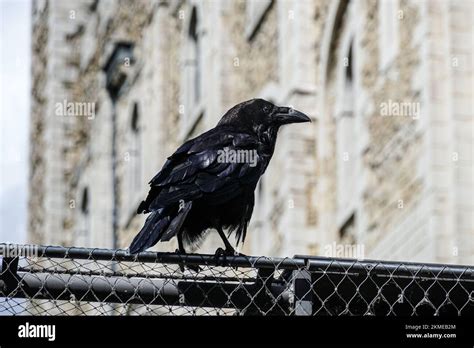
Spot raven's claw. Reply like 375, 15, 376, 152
175, 249, 201, 273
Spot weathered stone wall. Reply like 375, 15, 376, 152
29, 0, 473, 265
30, 0, 96, 246
362, 0, 425, 254
224, 1, 279, 106
29, 0, 49, 244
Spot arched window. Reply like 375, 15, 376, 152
336, 38, 357, 238
319, 0, 360, 246
336, 34, 359, 243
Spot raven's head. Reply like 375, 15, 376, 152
218, 99, 311, 131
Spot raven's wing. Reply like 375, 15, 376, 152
137, 127, 263, 213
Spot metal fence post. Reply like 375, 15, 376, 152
0, 256, 20, 294
293, 268, 312, 316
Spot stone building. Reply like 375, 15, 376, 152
29, 0, 473, 265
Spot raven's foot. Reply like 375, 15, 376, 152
175, 249, 201, 273
214, 247, 246, 268
214, 247, 226, 266
214, 247, 246, 258
214, 247, 225, 259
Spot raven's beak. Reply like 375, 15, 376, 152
274, 107, 311, 125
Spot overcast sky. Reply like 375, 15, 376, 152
0, 0, 31, 244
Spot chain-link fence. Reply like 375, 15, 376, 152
0, 244, 473, 316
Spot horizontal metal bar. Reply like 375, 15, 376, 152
16, 267, 261, 284
1, 244, 473, 280
294, 255, 474, 281
0, 244, 305, 270
11, 272, 180, 306
2, 271, 289, 311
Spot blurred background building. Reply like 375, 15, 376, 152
28, 0, 473, 265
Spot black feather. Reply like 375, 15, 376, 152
129, 99, 310, 254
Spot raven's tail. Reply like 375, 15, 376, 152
129, 202, 193, 254
129, 210, 170, 254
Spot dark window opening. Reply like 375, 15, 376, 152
188, 7, 200, 104
346, 42, 353, 82
131, 103, 140, 133
81, 187, 89, 215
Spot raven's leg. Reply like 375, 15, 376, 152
177, 232, 186, 254
176, 231, 200, 272
215, 227, 236, 255
175, 233, 185, 272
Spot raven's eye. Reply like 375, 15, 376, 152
263, 105, 271, 113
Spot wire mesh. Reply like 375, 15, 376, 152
0, 244, 473, 316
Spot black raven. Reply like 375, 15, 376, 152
129, 99, 310, 255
